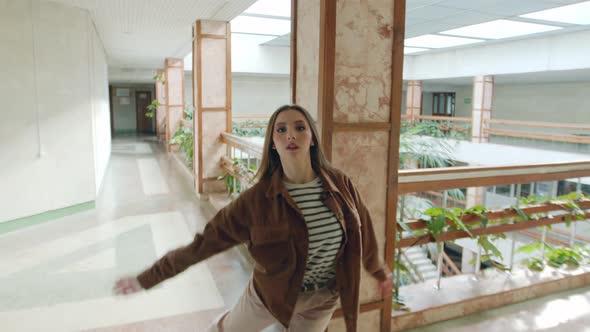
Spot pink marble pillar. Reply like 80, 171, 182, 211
165, 58, 185, 152
471, 75, 494, 143
293, 1, 405, 331
155, 68, 167, 142
405, 80, 422, 121
193, 20, 231, 194
467, 187, 485, 207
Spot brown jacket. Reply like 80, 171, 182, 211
137, 166, 388, 332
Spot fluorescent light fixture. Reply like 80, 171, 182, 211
404, 47, 429, 54
520, 1, 590, 25
231, 16, 291, 36
441, 19, 561, 39
405, 34, 483, 48
244, 0, 291, 18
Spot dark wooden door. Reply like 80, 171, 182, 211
136, 91, 154, 134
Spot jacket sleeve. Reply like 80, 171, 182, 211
137, 191, 251, 289
346, 176, 390, 282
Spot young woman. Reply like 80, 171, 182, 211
114, 104, 393, 332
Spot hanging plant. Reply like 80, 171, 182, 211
145, 99, 160, 118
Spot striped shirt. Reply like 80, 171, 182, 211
284, 177, 344, 285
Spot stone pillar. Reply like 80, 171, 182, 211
155, 68, 167, 142
405, 80, 422, 121
466, 187, 485, 207
193, 20, 231, 194
293, 1, 405, 331
165, 58, 185, 152
471, 75, 494, 143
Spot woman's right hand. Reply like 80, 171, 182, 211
113, 276, 143, 295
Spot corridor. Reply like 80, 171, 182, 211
0, 137, 251, 331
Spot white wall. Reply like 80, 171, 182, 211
493, 82, 590, 130
89, 21, 111, 194
0, 0, 109, 222
232, 75, 291, 116
404, 29, 590, 81
184, 73, 291, 117
231, 34, 290, 76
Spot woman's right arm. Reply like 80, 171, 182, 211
132, 192, 252, 290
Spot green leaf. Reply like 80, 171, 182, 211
516, 242, 542, 254
522, 258, 544, 271
427, 214, 447, 241
513, 206, 529, 221
423, 207, 445, 217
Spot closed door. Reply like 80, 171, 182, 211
136, 91, 154, 134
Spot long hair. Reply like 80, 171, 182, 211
254, 104, 330, 182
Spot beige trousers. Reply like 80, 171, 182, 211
206, 280, 339, 332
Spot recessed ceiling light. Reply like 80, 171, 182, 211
231, 16, 291, 36
441, 19, 561, 39
405, 34, 483, 48
244, 0, 291, 18
520, 1, 590, 25
404, 47, 429, 54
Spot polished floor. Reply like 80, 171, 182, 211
0, 136, 251, 331
3, 136, 590, 331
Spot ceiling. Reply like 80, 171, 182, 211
404, 0, 588, 38
45, 0, 589, 83
45, 0, 257, 70
266, 0, 588, 47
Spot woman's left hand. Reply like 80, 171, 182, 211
377, 272, 393, 298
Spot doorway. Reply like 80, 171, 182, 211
135, 91, 154, 134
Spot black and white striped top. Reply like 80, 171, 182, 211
284, 177, 344, 285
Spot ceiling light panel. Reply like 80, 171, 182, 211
244, 0, 291, 18
405, 34, 483, 48
231, 16, 291, 36
404, 47, 430, 54
441, 19, 562, 39
520, 1, 590, 25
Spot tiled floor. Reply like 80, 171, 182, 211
0, 136, 251, 332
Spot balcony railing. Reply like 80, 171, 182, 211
217, 127, 590, 328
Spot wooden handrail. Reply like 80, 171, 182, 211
232, 115, 270, 119
220, 132, 263, 159
416, 115, 472, 123
220, 155, 255, 183
401, 200, 590, 232
485, 128, 590, 145
399, 161, 590, 194
486, 118, 590, 131
398, 210, 590, 248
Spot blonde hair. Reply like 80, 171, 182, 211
254, 104, 330, 182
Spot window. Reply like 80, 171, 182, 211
432, 92, 455, 116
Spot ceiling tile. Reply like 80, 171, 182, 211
472, 0, 563, 16
407, 5, 467, 21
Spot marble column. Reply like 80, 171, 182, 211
471, 75, 494, 143
165, 58, 185, 152
193, 20, 231, 194
405, 80, 422, 121
466, 187, 485, 207
155, 68, 167, 142
293, 1, 405, 331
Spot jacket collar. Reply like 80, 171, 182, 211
264, 166, 341, 198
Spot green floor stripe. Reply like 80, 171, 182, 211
0, 201, 95, 235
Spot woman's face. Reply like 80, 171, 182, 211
272, 109, 314, 161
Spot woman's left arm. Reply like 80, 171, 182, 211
347, 177, 393, 296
